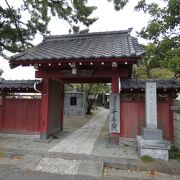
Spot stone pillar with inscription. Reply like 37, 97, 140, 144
143, 82, 162, 140
137, 81, 170, 161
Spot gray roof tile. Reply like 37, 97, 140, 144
0, 80, 39, 92
0, 79, 179, 92
121, 79, 180, 90
10, 30, 144, 62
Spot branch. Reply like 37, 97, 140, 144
0, 42, 22, 53
4, 0, 24, 41
0, 51, 10, 60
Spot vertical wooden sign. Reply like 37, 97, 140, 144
109, 93, 120, 133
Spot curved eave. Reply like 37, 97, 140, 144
9, 55, 143, 69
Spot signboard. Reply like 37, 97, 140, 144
145, 82, 157, 129
109, 93, 120, 133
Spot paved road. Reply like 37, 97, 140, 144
49, 108, 109, 154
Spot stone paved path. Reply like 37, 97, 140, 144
49, 108, 109, 154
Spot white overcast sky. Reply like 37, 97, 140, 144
0, 0, 164, 80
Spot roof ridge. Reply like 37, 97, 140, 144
44, 29, 132, 41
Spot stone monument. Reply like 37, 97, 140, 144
137, 81, 170, 161
64, 89, 87, 116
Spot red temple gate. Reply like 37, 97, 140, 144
0, 29, 178, 142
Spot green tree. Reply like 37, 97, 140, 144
108, 0, 180, 79
135, 0, 180, 79
132, 44, 174, 79
81, 83, 110, 115
0, 0, 97, 56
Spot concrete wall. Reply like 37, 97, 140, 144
172, 101, 180, 149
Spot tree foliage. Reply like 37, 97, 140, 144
135, 0, 180, 79
132, 44, 175, 79
79, 83, 110, 114
0, 0, 97, 56
108, 0, 129, 10
108, 0, 180, 79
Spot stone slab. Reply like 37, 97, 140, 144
49, 108, 109, 154
137, 136, 170, 161
142, 128, 162, 140
35, 157, 82, 175
16, 154, 42, 170
137, 136, 170, 150
140, 148, 169, 161
77, 160, 103, 177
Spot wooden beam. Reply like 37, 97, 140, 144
63, 78, 111, 84
36, 68, 128, 79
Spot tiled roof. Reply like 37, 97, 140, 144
0, 79, 179, 92
0, 79, 38, 91
10, 29, 144, 62
121, 79, 180, 90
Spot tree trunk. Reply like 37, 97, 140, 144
86, 92, 98, 115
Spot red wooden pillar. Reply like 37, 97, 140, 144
60, 80, 64, 131
40, 77, 50, 139
110, 76, 120, 144
112, 77, 119, 93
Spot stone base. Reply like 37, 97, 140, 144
109, 134, 119, 145
119, 137, 137, 146
137, 136, 171, 161
142, 128, 163, 140
40, 132, 49, 140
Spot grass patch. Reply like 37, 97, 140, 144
141, 155, 154, 163
169, 146, 180, 162
0, 151, 6, 158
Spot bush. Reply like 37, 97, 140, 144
169, 146, 180, 162
141, 155, 154, 163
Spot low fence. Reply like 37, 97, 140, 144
0, 93, 41, 134
172, 101, 180, 149
120, 100, 173, 141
